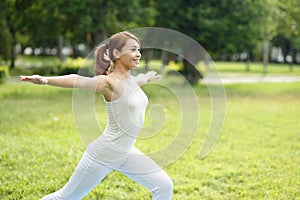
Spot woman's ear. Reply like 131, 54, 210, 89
112, 49, 121, 59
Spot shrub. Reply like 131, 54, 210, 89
0, 65, 9, 83
12, 56, 94, 77
60, 57, 94, 76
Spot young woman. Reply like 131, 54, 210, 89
20, 31, 173, 200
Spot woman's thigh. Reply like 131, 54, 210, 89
118, 147, 173, 194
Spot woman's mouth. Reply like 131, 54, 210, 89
133, 59, 140, 64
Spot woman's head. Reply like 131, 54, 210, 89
94, 31, 140, 75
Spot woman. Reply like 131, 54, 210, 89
20, 31, 173, 200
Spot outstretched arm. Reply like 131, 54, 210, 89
132, 70, 161, 86
20, 74, 106, 92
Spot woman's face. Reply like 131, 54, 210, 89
117, 38, 141, 70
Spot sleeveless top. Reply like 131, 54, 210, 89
86, 76, 148, 166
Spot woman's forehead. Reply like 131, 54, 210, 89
125, 38, 140, 47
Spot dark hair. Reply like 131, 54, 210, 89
94, 31, 140, 75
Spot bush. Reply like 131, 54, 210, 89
15, 56, 61, 76
59, 57, 94, 76
0, 65, 9, 83
12, 56, 94, 77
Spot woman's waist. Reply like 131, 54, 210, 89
89, 133, 137, 151
86, 135, 136, 165
104, 124, 141, 138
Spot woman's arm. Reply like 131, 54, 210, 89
132, 70, 161, 86
20, 74, 107, 92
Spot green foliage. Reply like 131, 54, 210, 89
11, 0, 159, 48
60, 57, 94, 76
155, 0, 268, 54
268, 0, 300, 63
1, 82, 299, 199
0, 19, 13, 61
0, 66, 10, 83
2, 0, 300, 67
10, 56, 94, 76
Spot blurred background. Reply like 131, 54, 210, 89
0, 0, 300, 83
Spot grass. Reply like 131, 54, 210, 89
1, 80, 300, 199
140, 59, 300, 76
202, 61, 300, 76
15, 55, 61, 66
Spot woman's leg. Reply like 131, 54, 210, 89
118, 147, 173, 200
41, 151, 113, 200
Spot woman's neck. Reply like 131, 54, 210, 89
110, 69, 131, 80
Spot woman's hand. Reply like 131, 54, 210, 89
20, 75, 48, 84
144, 70, 161, 82
134, 70, 161, 86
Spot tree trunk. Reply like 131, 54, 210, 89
58, 35, 64, 60
9, 44, 15, 69
181, 42, 203, 84
7, 15, 16, 69
245, 52, 251, 71
288, 52, 293, 72
143, 49, 152, 71
182, 59, 203, 85
92, 30, 107, 48
204, 53, 211, 71
263, 40, 269, 74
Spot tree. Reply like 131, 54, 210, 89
154, 0, 268, 82
0, 11, 13, 63
0, 0, 158, 65
0, 0, 63, 66
196, 0, 269, 72
0, 0, 21, 68
257, 0, 280, 74
153, 0, 204, 84
271, 0, 300, 65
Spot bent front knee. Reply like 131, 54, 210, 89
162, 177, 173, 193
152, 177, 173, 199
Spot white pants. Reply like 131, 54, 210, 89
41, 147, 173, 200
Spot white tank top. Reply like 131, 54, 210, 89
87, 76, 148, 166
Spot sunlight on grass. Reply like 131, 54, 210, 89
1, 82, 299, 199
209, 61, 300, 76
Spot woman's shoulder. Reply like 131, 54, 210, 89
101, 75, 123, 91
94, 74, 114, 84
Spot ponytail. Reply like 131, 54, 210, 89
94, 43, 111, 75
94, 31, 140, 76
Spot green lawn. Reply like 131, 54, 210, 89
0, 81, 299, 199
203, 61, 300, 76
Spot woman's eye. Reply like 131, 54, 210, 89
131, 48, 141, 52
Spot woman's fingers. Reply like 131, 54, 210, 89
19, 75, 48, 84
146, 71, 160, 82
